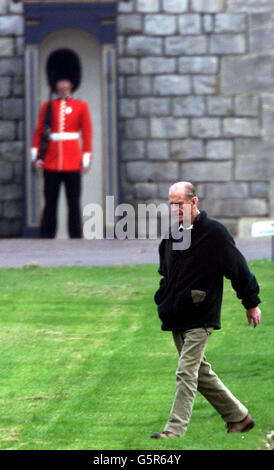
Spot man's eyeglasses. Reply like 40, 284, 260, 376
169, 200, 192, 206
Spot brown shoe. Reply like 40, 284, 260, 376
227, 414, 256, 433
151, 431, 177, 439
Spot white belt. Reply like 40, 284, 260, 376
50, 132, 80, 141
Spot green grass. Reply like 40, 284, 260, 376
0, 260, 272, 450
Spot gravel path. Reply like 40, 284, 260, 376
0, 237, 272, 268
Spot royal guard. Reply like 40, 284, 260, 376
31, 49, 93, 238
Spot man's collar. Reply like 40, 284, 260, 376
179, 210, 200, 231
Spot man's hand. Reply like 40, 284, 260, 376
81, 159, 92, 175
246, 306, 261, 328
35, 159, 44, 170
81, 165, 90, 175
81, 154, 92, 174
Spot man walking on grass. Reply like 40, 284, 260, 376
152, 181, 261, 439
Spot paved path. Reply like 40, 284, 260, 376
0, 237, 272, 268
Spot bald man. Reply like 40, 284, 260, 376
151, 181, 261, 439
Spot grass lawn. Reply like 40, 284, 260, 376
0, 259, 272, 450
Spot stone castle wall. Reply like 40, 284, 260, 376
0, 0, 24, 236
0, 0, 273, 236
117, 0, 274, 235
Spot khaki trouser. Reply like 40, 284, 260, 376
164, 327, 248, 436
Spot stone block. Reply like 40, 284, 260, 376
13, 75, 24, 96
262, 94, 274, 137
191, 0, 226, 13
0, 38, 13, 56
203, 15, 214, 32
214, 13, 247, 32
0, 16, 23, 36
124, 119, 149, 139
147, 140, 169, 160
206, 182, 249, 198
17, 120, 24, 140
138, 97, 170, 116
206, 139, 234, 159
14, 161, 23, 183
234, 95, 259, 116
0, 161, 13, 183
220, 55, 274, 93
250, 182, 268, 198
235, 138, 274, 180
226, 0, 274, 12
171, 139, 204, 160
249, 12, 274, 53
126, 161, 178, 182
126, 76, 152, 96
0, 183, 23, 201
136, 0, 160, 12
120, 176, 137, 203
118, 77, 125, 96
121, 140, 145, 160
119, 98, 137, 118
150, 117, 188, 138
0, 57, 23, 76
195, 183, 206, 198
0, 141, 23, 161
158, 182, 173, 198
153, 75, 191, 95
163, 0, 188, 12
126, 36, 162, 56
193, 75, 217, 95
191, 118, 221, 138
178, 56, 218, 74
173, 96, 206, 117
206, 198, 268, 217
118, 58, 138, 75
210, 34, 246, 54
145, 14, 176, 35
140, 57, 176, 74
207, 96, 233, 115
0, 0, 8, 14
117, 14, 143, 34
165, 36, 207, 55
223, 118, 260, 137
118, 0, 134, 13
0, 121, 16, 141
0, 219, 22, 237
135, 182, 158, 199
179, 14, 202, 35
2, 98, 24, 119
180, 161, 232, 181
15, 36, 24, 56
117, 36, 125, 56
0, 77, 11, 97
3, 200, 23, 219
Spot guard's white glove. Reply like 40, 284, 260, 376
31, 147, 38, 162
82, 152, 92, 169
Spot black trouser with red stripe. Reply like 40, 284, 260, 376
40, 170, 82, 238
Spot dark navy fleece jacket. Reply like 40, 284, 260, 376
154, 210, 261, 331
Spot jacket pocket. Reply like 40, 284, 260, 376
191, 290, 206, 304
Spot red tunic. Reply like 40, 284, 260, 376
32, 97, 93, 171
